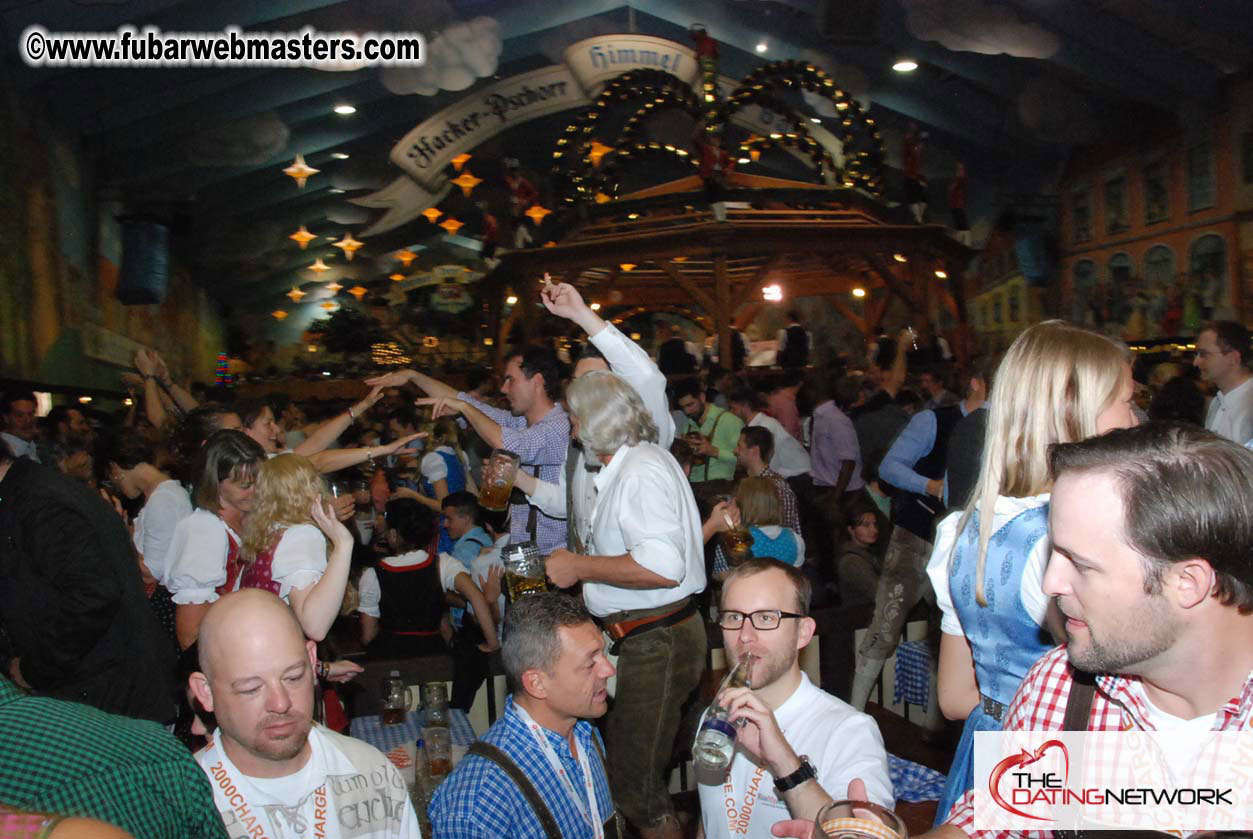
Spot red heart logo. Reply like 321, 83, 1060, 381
989, 739, 1070, 822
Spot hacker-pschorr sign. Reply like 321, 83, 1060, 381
355, 35, 704, 236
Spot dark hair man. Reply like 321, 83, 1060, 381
430, 593, 619, 839
1194, 319, 1253, 443
1, 389, 39, 462
0, 434, 176, 722
368, 346, 570, 555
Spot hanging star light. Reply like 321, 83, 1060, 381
422, 207, 443, 223
325, 280, 343, 293
320, 300, 338, 311
594, 192, 611, 204
283, 154, 319, 188
619, 263, 636, 272
289, 225, 317, 249
439, 217, 463, 235
286, 287, 307, 302
525, 205, 552, 225
389, 273, 406, 282
307, 258, 331, 275
450, 153, 472, 172
451, 171, 482, 197
272, 309, 289, 320
348, 285, 368, 300
395, 250, 416, 268
332, 233, 363, 261
587, 140, 613, 167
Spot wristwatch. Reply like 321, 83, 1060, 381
773, 756, 816, 793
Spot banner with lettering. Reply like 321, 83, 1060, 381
356, 34, 838, 236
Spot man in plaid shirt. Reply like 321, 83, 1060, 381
368, 346, 570, 554
777, 423, 1253, 839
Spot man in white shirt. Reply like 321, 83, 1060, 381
520, 280, 674, 554
726, 386, 811, 479
699, 558, 892, 839
1194, 320, 1253, 443
543, 371, 707, 839
190, 589, 421, 839
1, 390, 39, 462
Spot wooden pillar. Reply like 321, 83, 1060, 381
714, 253, 732, 370
518, 272, 540, 346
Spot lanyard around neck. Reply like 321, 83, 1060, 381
514, 704, 604, 839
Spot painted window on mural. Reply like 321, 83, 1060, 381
1187, 234, 1227, 326
1105, 174, 1128, 233
1144, 159, 1169, 223
1187, 141, 1215, 210
1144, 245, 1178, 337
1008, 285, 1021, 323
1071, 188, 1091, 243
1072, 260, 1097, 326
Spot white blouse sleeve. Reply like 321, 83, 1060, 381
926, 511, 964, 636
421, 451, 448, 483
270, 524, 328, 600
164, 511, 229, 604
438, 553, 470, 593
1019, 529, 1052, 628
138, 484, 192, 582
357, 568, 381, 617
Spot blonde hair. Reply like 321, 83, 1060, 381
737, 476, 782, 526
240, 453, 327, 564
955, 320, 1128, 605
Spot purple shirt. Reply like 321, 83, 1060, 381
810, 400, 864, 491
459, 394, 570, 554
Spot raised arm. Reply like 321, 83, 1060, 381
293, 385, 384, 457
365, 368, 458, 400
286, 500, 354, 642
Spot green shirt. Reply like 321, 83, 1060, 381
0, 676, 228, 839
685, 404, 744, 482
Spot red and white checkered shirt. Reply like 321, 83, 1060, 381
760, 467, 801, 533
944, 645, 1253, 838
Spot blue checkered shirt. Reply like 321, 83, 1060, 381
459, 395, 570, 554
428, 696, 614, 839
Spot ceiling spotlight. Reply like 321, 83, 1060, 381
331, 152, 350, 160
810, 117, 822, 124
333, 104, 356, 115
590, 303, 601, 311
852, 287, 867, 298
893, 253, 908, 263
78, 395, 92, 404
762, 284, 783, 302
322, 371, 332, 376
506, 295, 518, 305
328, 188, 345, 194
755, 42, 768, 53
892, 59, 918, 73
934, 269, 948, 279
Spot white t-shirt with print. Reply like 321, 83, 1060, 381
197, 724, 421, 839
698, 673, 893, 839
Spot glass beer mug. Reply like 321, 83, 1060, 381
479, 449, 521, 512
501, 542, 548, 602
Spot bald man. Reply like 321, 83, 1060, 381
189, 590, 421, 839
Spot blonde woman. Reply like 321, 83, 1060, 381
925, 320, 1137, 823
710, 477, 805, 579
237, 453, 354, 642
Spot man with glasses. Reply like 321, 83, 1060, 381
699, 558, 892, 839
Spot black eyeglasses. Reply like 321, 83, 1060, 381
717, 609, 804, 631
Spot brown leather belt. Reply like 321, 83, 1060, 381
603, 597, 696, 643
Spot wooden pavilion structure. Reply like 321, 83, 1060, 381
489, 171, 977, 367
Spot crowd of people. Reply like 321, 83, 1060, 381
1, 294, 1251, 839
